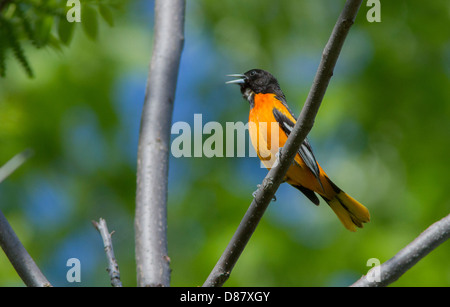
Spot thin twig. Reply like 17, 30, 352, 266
135, 0, 185, 287
203, 0, 364, 287
351, 214, 450, 287
0, 149, 34, 184
93, 218, 122, 287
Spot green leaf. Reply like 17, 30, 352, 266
47, 34, 63, 52
81, 5, 98, 40
57, 16, 75, 45
98, 4, 114, 27
34, 16, 54, 47
11, 39, 33, 78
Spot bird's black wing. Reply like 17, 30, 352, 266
272, 106, 324, 195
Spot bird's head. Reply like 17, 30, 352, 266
226, 69, 284, 103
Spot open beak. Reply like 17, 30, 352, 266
226, 74, 246, 84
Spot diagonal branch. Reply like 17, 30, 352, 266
0, 149, 51, 287
351, 213, 450, 287
203, 0, 364, 287
93, 218, 122, 287
135, 0, 185, 287
0, 210, 51, 287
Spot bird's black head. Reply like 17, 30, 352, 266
226, 69, 285, 104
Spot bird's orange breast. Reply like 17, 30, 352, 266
248, 93, 290, 169
248, 93, 331, 196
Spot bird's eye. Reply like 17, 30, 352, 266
250, 71, 256, 76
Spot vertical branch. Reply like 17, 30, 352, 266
135, 0, 185, 287
203, 0, 364, 287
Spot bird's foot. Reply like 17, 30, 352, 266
252, 184, 261, 198
252, 184, 277, 201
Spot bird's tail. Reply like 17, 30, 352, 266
325, 191, 370, 232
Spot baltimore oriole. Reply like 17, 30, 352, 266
227, 69, 370, 231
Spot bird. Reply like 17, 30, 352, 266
226, 69, 370, 231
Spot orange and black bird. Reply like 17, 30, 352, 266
227, 69, 370, 231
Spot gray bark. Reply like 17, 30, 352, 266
0, 209, 51, 287
351, 214, 450, 287
134, 0, 185, 287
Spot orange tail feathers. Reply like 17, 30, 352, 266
326, 191, 370, 232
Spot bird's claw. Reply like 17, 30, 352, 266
273, 147, 284, 168
276, 146, 297, 166
252, 184, 277, 201
252, 184, 261, 198
275, 147, 283, 160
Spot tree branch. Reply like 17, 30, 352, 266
351, 214, 450, 287
0, 149, 51, 287
93, 218, 122, 287
135, 0, 185, 287
0, 210, 51, 287
0, 149, 34, 184
203, 0, 364, 287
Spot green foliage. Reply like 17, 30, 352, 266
0, 0, 119, 78
57, 13, 75, 45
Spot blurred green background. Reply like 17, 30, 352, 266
0, 0, 449, 286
